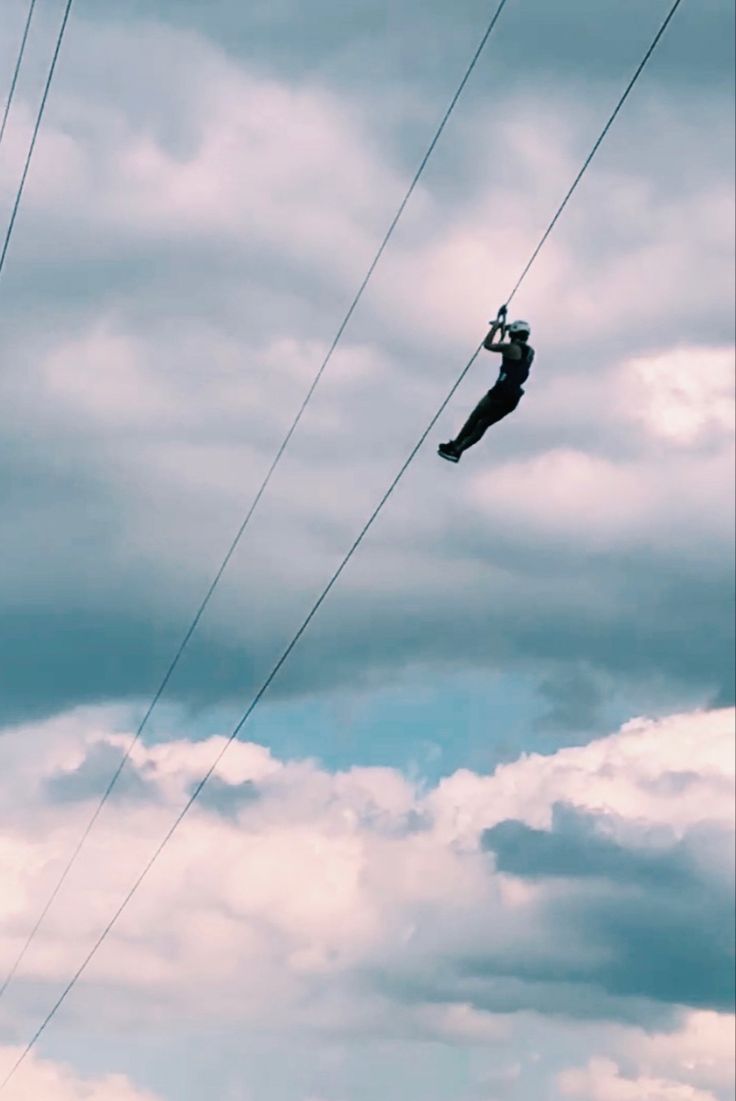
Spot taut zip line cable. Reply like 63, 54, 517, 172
0, 0, 686, 1087
0, 0, 38, 149
0, 0, 74, 281
0, 0, 512, 1006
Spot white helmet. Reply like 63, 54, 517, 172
508, 319, 531, 336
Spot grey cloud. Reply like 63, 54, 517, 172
537, 666, 607, 732
0, 510, 732, 728
0, 0, 732, 732
375, 967, 680, 1030
478, 804, 735, 1012
191, 776, 260, 818
44, 739, 155, 803
581, 878, 734, 1011
370, 804, 733, 1031
94, 0, 735, 96
269, 557, 735, 713
640, 769, 715, 797
482, 802, 695, 886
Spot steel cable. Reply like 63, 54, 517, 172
0, 0, 74, 281
0, 0, 38, 150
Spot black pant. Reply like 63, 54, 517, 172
453, 385, 522, 453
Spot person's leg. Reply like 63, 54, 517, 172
454, 390, 520, 453
452, 392, 497, 453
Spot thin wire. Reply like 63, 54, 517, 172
0, 343, 483, 1093
0, 0, 74, 281
505, 0, 685, 306
0, 0, 38, 149
0, 0, 686, 1087
0, 0, 511, 1005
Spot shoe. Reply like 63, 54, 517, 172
438, 442, 460, 463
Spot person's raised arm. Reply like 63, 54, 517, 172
483, 304, 519, 357
483, 324, 520, 357
483, 320, 505, 351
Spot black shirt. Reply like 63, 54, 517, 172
497, 343, 534, 392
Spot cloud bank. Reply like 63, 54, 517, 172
0, 2, 733, 728
0, 706, 733, 1099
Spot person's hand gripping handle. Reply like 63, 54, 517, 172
486, 303, 508, 342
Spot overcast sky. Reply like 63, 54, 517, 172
0, 0, 734, 1099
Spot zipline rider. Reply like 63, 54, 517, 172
438, 306, 534, 462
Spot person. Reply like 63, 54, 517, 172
438, 314, 534, 462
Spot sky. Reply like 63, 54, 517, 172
0, 0, 734, 1099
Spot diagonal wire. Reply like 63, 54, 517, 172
0, 0, 74, 281
0, 0, 38, 150
505, 0, 685, 305
0, 340, 484, 1094
0, 0, 512, 1006
0, 0, 687, 1084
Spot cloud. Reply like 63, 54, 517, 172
623, 1010, 736, 1098
428, 708, 734, 840
45, 740, 156, 804
558, 1058, 719, 1101
626, 347, 736, 445
538, 665, 607, 731
481, 804, 735, 1010
482, 802, 696, 885
0, 1047, 160, 1101
0, 706, 733, 1098
1, 707, 733, 1014
67, 0, 735, 102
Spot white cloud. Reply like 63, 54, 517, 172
467, 430, 733, 560
554, 1011, 736, 1101
626, 347, 735, 445
0, 1047, 160, 1101
621, 1011, 736, 1098
2, 19, 398, 283
558, 1057, 718, 1101
0, 708, 732, 1033
429, 708, 735, 843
